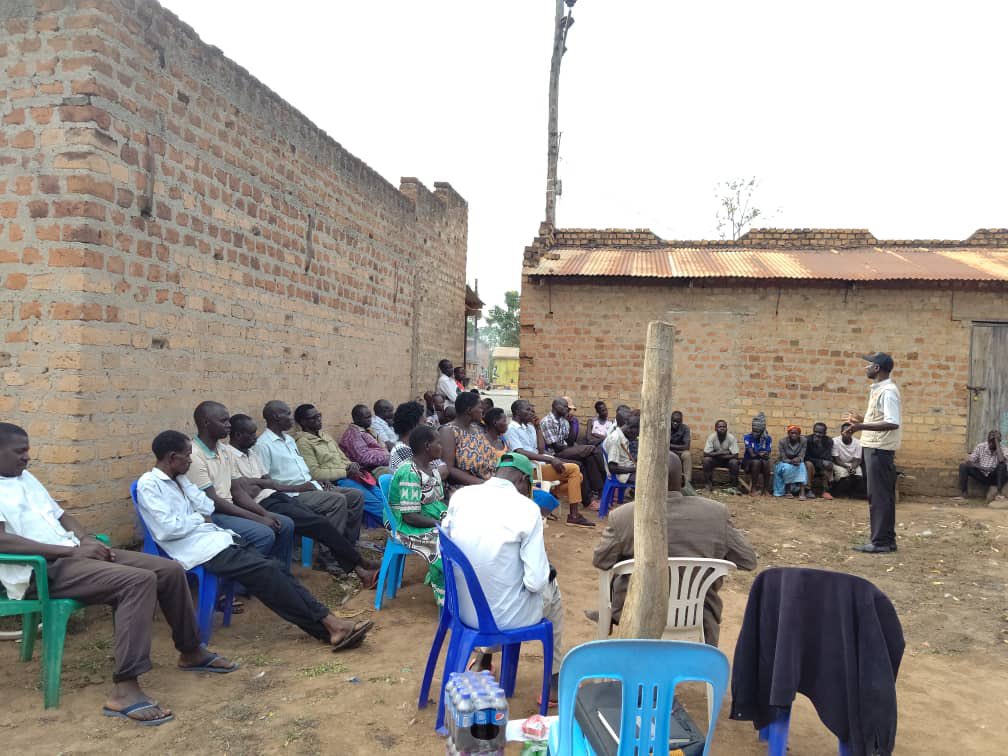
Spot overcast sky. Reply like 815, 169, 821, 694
160, 0, 1007, 313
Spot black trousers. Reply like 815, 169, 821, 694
703, 456, 739, 485
260, 492, 361, 573
203, 543, 330, 641
958, 462, 1007, 494
864, 447, 896, 547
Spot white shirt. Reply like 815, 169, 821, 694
227, 444, 275, 503
0, 471, 80, 599
603, 426, 634, 484
371, 416, 398, 446
442, 477, 550, 629
436, 373, 459, 403
135, 468, 236, 570
503, 421, 541, 462
832, 435, 863, 466
254, 428, 321, 496
860, 378, 902, 451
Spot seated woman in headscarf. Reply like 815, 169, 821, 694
743, 413, 773, 496
774, 424, 810, 499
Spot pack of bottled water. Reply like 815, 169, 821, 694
444, 670, 508, 755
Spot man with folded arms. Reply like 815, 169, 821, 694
137, 430, 373, 651
0, 423, 236, 726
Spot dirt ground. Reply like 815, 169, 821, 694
1, 492, 1006, 754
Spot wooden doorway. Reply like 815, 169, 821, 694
968, 323, 1008, 447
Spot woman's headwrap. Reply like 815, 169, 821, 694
751, 413, 767, 432
786, 424, 802, 435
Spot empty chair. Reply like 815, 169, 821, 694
597, 557, 737, 642
548, 639, 730, 756
373, 473, 415, 610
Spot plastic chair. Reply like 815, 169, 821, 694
418, 526, 553, 733
130, 480, 234, 644
0, 534, 109, 708
597, 557, 737, 642
759, 710, 852, 756
548, 639, 730, 756
300, 536, 314, 568
373, 473, 416, 610
599, 446, 632, 518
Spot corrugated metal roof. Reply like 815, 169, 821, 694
525, 247, 1008, 281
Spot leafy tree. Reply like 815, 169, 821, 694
483, 290, 520, 350
715, 177, 763, 241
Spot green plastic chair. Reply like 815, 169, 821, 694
0, 534, 109, 708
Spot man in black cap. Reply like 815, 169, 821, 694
845, 352, 901, 553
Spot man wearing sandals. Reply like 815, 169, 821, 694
0, 422, 238, 726
136, 431, 374, 655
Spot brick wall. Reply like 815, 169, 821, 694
519, 277, 1008, 493
0, 0, 467, 538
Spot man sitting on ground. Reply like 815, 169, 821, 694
804, 422, 835, 500
957, 430, 1007, 505
702, 419, 740, 492
503, 399, 592, 527
603, 413, 638, 490
669, 410, 693, 483
541, 397, 607, 509
228, 414, 379, 587
137, 431, 374, 650
590, 454, 757, 647
294, 403, 385, 528
0, 423, 236, 726
443, 453, 564, 699
339, 404, 392, 473
189, 401, 295, 571
831, 422, 864, 497
370, 400, 398, 451
255, 400, 365, 572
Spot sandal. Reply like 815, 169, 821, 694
102, 700, 174, 726
178, 652, 239, 674
332, 620, 374, 651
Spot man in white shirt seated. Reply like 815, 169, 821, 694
0, 423, 237, 726
371, 399, 398, 451
831, 422, 865, 498
136, 430, 373, 652
443, 452, 563, 701
602, 413, 638, 488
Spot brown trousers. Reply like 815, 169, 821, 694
537, 462, 584, 505
44, 550, 202, 683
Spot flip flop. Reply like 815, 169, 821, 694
217, 597, 244, 614
178, 652, 240, 674
332, 620, 374, 651
537, 693, 559, 708
102, 700, 174, 726
360, 569, 380, 590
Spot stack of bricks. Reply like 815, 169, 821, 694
1, 0, 467, 538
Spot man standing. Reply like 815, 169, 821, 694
541, 397, 607, 507
370, 400, 398, 451
255, 400, 365, 570
846, 352, 902, 554
702, 420, 740, 492
668, 411, 692, 482
956, 430, 1007, 504
0, 423, 236, 725
436, 359, 459, 403
590, 454, 756, 647
503, 399, 592, 527
189, 401, 294, 571
443, 453, 564, 697
831, 422, 864, 497
804, 422, 835, 500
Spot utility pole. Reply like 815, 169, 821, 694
545, 0, 575, 230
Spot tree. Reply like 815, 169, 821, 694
483, 290, 520, 350
715, 177, 763, 241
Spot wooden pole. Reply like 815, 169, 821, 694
616, 321, 675, 639
544, 0, 565, 229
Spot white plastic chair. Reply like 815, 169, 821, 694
597, 557, 737, 641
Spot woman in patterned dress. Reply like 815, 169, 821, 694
483, 407, 511, 459
388, 425, 447, 604
439, 391, 497, 497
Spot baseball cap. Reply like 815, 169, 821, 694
861, 352, 894, 372
497, 452, 534, 479
561, 395, 577, 412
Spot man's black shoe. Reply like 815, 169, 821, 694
852, 542, 897, 554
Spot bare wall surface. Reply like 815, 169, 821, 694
0, 0, 467, 537
519, 278, 1008, 493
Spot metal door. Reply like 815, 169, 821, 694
968, 323, 1008, 447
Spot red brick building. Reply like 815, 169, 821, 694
520, 227, 1008, 492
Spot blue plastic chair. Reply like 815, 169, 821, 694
300, 536, 314, 568
418, 526, 553, 733
532, 487, 560, 512
759, 710, 852, 756
130, 481, 235, 644
373, 473, 416, 610
548, 639, 730, 756
599, 446, 632, 518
